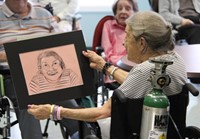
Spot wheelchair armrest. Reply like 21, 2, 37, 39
71, 13, 82, 31
185, 126, 200, 138
114, 89, 127, 103
185, 83, 199, 96
95, 47, 104, 55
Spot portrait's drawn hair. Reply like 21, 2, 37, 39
37, 50, 66, 71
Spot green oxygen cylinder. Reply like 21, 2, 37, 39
140, 58, 173, 139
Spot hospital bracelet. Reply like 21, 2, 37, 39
50, 104, 55, 120
53, 105, 59, 120
57, 106, 63, 120
49, 104, 63, 121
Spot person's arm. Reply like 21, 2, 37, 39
159, 0, 194, 27
56, 0, 79, 20
28, 98, 112, 122
158, 0, 183, 25
60, 98, 111, 122
82, 50, 128, 84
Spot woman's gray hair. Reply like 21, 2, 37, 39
126, 11, 175, 52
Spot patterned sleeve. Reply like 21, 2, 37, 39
118, 63, 152, 98
69, 69, 81, 86
29, 75, 40, 95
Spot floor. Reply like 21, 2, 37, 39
0, 114, 64, 139
1, 82, 200, 139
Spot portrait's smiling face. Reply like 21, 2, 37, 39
40, 56, 63, 82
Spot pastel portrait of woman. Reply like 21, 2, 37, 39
29, 50, 82, 95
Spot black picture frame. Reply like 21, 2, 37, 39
4, 30, 94, 109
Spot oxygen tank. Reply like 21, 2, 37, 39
140, 58, 173, 139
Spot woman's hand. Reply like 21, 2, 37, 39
82, 50, 106, 72
181, 18, 194, 26
53, 16, 61, 23
28, 104, 51, 120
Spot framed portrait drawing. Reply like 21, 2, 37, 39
4, 30, 94, 109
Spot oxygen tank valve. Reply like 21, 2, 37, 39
148, 58, 173, 90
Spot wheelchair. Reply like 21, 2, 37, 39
110, 84, 200, 139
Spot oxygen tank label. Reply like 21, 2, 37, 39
140, 106, 169, 139
148, 130, 166, 139
154, 114, 168, 130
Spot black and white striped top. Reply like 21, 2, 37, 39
118, 51, 187, 98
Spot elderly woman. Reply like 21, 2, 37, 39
28, 11, 187, 125
102, 0, 138, 66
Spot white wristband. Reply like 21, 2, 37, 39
110, 67, 118, 76
109, 67, 118, 80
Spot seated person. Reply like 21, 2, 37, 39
101, 0, 138, 86
28, 11, 187, 138
158, 0, 200, 44
0, 0, 92, 139
102, 0, 138, 66
30, 0, 80, 32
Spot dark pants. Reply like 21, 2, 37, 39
3, 74, 79, 139
177, 24, 200, 44
176, 15, 200, 44
184, 15, 200, 24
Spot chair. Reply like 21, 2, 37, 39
0, 74, 18, 139
110, 83, 200, 139
92, 15, 115, 53
92, 15, 120, 106
72, 14, 82, 31
148, 0, 159, 12
0, 73, 66, 139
